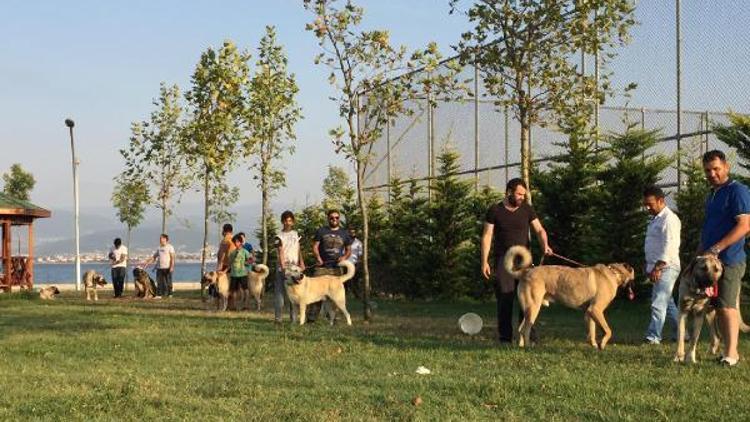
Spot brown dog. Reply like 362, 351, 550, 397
132, 268, 158, 299
201, 271, 230, 312
83, 270, 107, 301
674, 255, 750, 363
504, 246, 635, 349
247, 264, 270, 311
39, 286, 60, 300
284, 261, 355, 325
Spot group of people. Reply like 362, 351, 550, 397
108, 234, 176, 298
481, 149, 749, 366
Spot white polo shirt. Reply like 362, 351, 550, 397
644, 206, 681, 272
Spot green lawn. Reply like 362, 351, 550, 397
2, 290, 750, 421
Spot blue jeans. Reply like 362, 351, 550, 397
645, 266, 680, 342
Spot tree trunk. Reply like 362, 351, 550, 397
519, 110, 532, 204
356, 161, 372, 322
200, 167, 210, 282
126, 226, 132, 250
161, 197, 167, 234
261, 168, 269, 265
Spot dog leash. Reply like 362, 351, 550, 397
539, 252, 586, 267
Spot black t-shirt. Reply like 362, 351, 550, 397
314, 226, 353, 267
484, 202, 537, 256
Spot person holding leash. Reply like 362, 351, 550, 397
480, 178, 553, 344
307, 209, 352, 323
274, 210, 304, 323
142, 233, 176, 297
642, 186, 681, 344
699, 150, 750, 366
108, 237, 128, 298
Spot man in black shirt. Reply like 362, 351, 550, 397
481, 178, 553, 343
307, 209, 352, 322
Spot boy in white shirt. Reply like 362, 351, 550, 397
274, 211, 305, 323
144, 234, 176, 297
109, 238, 128, 298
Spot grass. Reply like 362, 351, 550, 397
2, 291, 750, 421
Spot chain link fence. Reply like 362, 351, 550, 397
362, 1, 749, 198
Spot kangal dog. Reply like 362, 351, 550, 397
284, 261, 355, 325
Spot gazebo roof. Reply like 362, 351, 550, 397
0, 192, 51, 218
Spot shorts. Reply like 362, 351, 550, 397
230, 275, 248, 291
718, 262, 745, 309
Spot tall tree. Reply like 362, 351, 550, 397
452, 0, 637, 190
304, 0, 463, 320
321, 165, 356, 218
184, 41, 251, 276
713, 112, 750, 184
120, 83, 192, 233
674, 155, 710, 265
244, 26, 302, 265
2, 163, 35, 201
111, 174, 150, 248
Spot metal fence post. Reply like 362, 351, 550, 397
474, 63, 480, 191
676, 0, 682, 190
641, 107, 646, 162
504, 105, 509, 186
427, 96, 434, 202
386, 120, 391, 205
704, 111, 710, 152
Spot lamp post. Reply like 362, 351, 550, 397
65, 118, 81, 291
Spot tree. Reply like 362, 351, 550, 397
428, 147, 476, 299
674, 155, 710, 265
321, 165, 356, 218
254, 211, 279, 283
452, 0, 637, 190
597, 127, 671, 271
120, 83, 192, 233
184, 41, 251, 276
111, 174, 150, 248
2, 163, 35, 201
304, 0, 463, 320
244, 26, 302, 266
713, 112, 750, 185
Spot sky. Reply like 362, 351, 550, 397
1, 0, 749, 227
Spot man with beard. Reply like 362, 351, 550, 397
480, 178, 553, 344
307, 209, 352, 323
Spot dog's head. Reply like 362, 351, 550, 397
608, 263, 636, 287
50, 286, 60, 295
93, 274, 107, 286
133, 267, 146, 279
690, 255, 723, 290
283, 265, 305, 286
201, 271, 219, 288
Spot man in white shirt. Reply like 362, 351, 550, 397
109, 238, 128, 298
144, 234, 176, 297
642, 186, 681, 344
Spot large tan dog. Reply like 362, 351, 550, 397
83, 270, 107, 301
674, 255, 750, 363
201, 271, 230, 312
284, 261, 355, 325
246, 264, 270, 311
504, 246, 635, 349
39, 286, 60, 300
132, 268, 158, 299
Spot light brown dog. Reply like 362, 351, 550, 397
504, 246, 635, 349
83, 270, 107, 301
285, 260, 355, 325
201, 271, 230, 312
132, 267, 158, 299
39, 286, 60, 300
674, 255, 750, 363
247, 264, 270, 311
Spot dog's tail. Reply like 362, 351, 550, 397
254, 264, 270, 278
503, 246, 533, 279
338, 260, 356, 283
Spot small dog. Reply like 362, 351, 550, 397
674, 255, 750, 363
39, 286, 60, 300
284, 261, 356, 325
83, 270, 107, 301
201, 271, 230, 312
247, 264, 270, 311
505, 246, 635, 349
132, 267, 158, 298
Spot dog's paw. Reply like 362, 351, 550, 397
688, 352, 697, 364
673, 354, 685, 363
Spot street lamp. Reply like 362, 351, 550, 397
65, 118, 81, 291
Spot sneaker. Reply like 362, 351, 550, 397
644, 338, 661, 345
720, 357, 739, 367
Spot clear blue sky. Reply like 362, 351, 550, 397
1, 1, 748, 220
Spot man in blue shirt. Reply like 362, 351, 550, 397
700, 150, 750, 366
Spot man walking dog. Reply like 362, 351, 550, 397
699, 150, 750, 366
481, 178, 553, 343
642, 186, 681, 344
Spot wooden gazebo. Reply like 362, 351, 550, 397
0, 192, 51, 292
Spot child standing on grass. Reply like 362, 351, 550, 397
228, 234, 251, 295
274, 210, 305, 323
